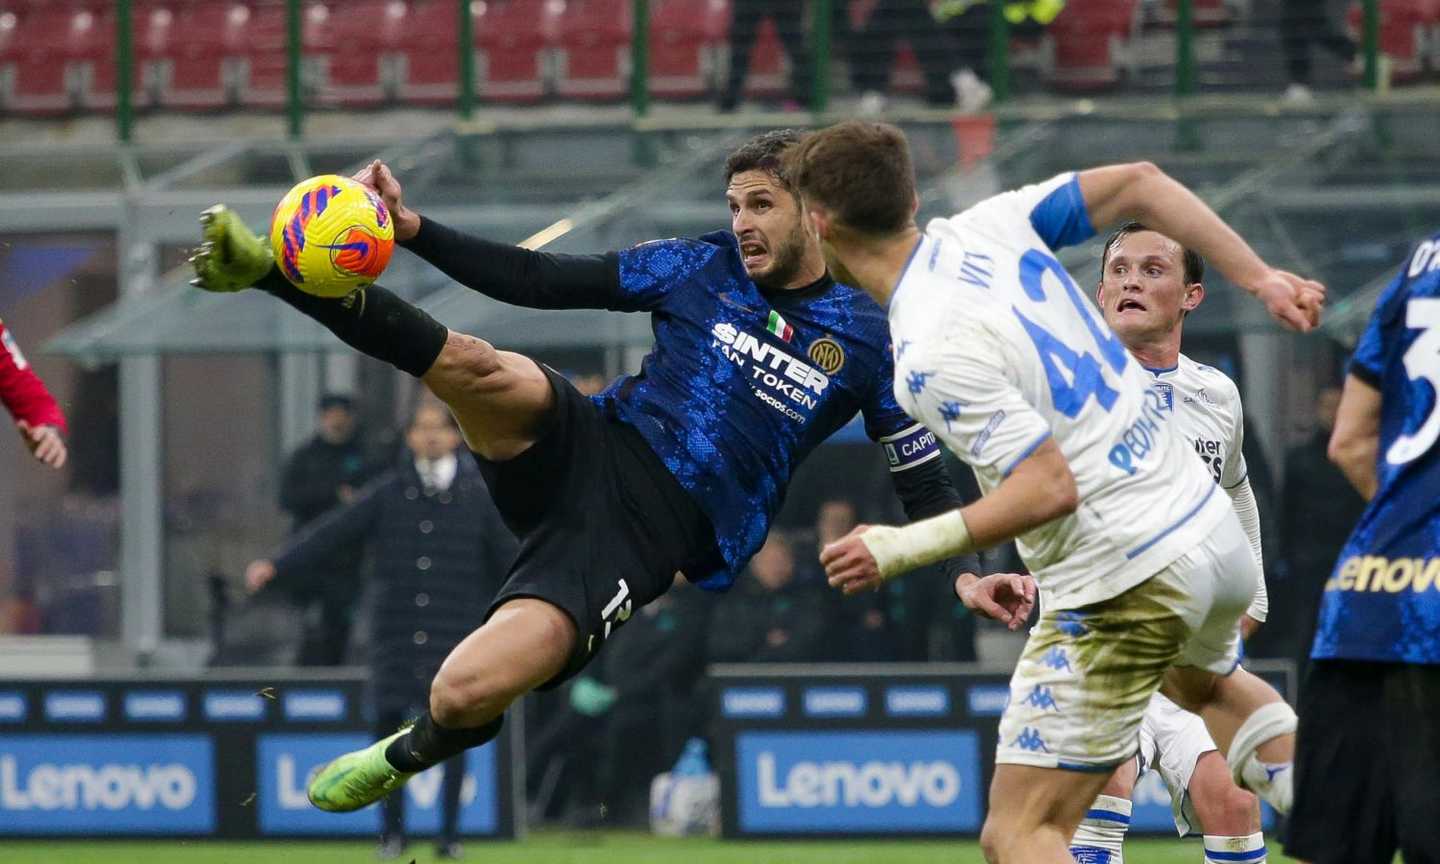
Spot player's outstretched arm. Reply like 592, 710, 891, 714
351, 161, 625, 311
1077, 162, 1325, 332
1328, 373, 1382, 500
822, 438, 1077, 588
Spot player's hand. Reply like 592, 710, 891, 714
1248, 268, 1326, 332
16, 421, 66, 469
351, 160, 420, 243
821, 525, 884, 595
244, 559, 277, 594
190, 205, 274, 293
955, 572, 1036, 631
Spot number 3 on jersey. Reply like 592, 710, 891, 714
1387, 298, 1440, 465
1012, 249, 1129, 418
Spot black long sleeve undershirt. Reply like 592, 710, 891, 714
889, 456, 981, 581
401, 216, 621, 309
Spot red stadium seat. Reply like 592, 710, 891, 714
80, 3, 156, 110
396, 0, 459, 105
649, 0, 727, 99
153, 1, 234, 109
313, 0, 403, 107
475, 0, 557, 104
1, 3, 87, 114
1161, 0, 1232, 27
1347, 0, 1440, 82
236, 1, 290, 108
554, 0, 631, 101
1043, 0, 1139, 92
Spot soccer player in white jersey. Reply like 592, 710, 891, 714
1067, 223, 1272, 864
786, 121, 1324, 864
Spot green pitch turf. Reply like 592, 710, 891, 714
2, 831, 1307, 863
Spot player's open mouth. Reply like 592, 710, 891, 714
1118, 298, 1147, 313
740, 241, 768, 268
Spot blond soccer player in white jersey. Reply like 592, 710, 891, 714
785, 121, 1324, 864
1068, 223, 1274, 864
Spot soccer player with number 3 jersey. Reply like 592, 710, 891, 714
1286, 231, 1440, 864
789, 121, 1324, 864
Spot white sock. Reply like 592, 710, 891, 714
1204, 832, 1266, 863
1070, 794, 1131, 863
1239, 755, 1293, 814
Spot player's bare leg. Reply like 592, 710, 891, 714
1164, 665, 1296, 812
981, 765, 1111, 864
1070, 760, 1136, 862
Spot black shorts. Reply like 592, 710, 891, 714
474, 365, 719, 688
1286, 659, 1440, 864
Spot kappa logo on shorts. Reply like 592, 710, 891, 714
807, 338, 846, 375
1020, 685, 1060, 712
1040, 647, 1071, 672
1011, 727, 1049, 752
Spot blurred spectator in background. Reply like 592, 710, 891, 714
706, 531, 831, 663
247, 401, 514, 860
801, 497, 900, 660
275, 393, 380, 665
718, 0, 810, 112
855, 0, 1062, 115
1273, 385, 1366, 683
1, 317, 67, 470
1281, 0, 1356, 103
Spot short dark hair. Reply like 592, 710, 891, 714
724, 129, 804, 189
318, 393, 355, 412
785, 120, 916, 235
1101, 221, 1205, 286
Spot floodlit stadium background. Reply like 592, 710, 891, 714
0, 1, 1433, 860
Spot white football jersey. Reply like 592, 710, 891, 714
888, 173, 1232, 609
1147, 355, 1247, 492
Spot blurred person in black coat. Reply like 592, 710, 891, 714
248, 402, 515, 859
276, 393, 382, 666
1273, 386, 1366, 684
706, 531, 831, 664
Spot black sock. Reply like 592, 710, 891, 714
384, 710, 504, 773
257, 267, 448, 378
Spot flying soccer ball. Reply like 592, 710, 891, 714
269, 174, 394, 298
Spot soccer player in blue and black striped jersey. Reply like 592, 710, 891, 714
189, 130, 1021, 815
1286, 231, 1440, 864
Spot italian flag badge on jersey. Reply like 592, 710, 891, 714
766, 310, 794, 342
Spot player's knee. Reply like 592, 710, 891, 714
978, 819, 1006, 864
429, 664, 513, 728
426, 332, 508, 403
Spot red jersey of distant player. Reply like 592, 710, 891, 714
0, 319, 68, 468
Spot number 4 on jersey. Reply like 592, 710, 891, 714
1012, 249, 1128, 418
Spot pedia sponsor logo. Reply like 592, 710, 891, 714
204, 691, 267, 722
0, 693, 27, 723
1326, 556, 1440, 595
802, 687, 866, 718
281, 690, 346, 722
256, 734, 498, 835
124, 692, 186, 723
736, 730, 980, 833
0, 735, 214, 833
44, 692, 105, 723
884, 686, 949, 717
966, 685, 1010, 717
722, 687, 785, 719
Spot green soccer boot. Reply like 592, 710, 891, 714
188, 205, 273, 293
307, 729, 416, 813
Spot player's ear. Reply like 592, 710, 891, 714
806, 205, 830, 242
1183, 281, 1205, 312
